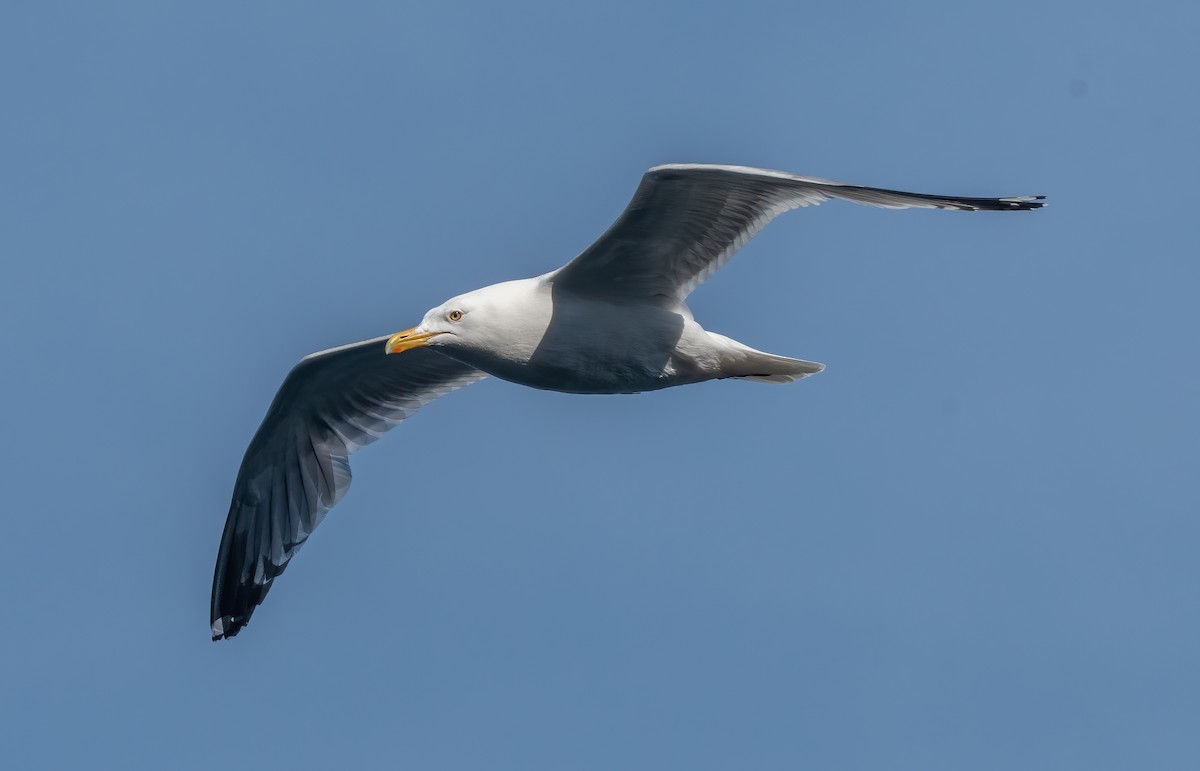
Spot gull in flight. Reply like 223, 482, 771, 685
211, 163, 1044, 639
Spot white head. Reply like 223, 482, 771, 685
384, 289, 483, 355
384, 279, 546, 358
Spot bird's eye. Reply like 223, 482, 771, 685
448, 310, 463, 322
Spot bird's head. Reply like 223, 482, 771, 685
386, 278, 547, 359
385, 289, 488, 355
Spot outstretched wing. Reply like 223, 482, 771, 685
551, 163, 1044, 303
211, 338, 485, 640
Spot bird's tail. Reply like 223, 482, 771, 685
709, 333, 825, 384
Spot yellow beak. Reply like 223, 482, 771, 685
385, 328, 442, 354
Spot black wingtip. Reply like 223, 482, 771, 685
211, 615, 248, 641
210, 580, 270, 641
211, 552, 274, 641
211, 492, 288, 642
993, 195, 1046, 211
939, 194, 1046, 211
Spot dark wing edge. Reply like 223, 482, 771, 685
551, 164, 1045, 302
210, 339, 485, 640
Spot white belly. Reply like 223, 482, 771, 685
448, 295, 719, 394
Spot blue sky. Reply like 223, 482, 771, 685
2, 2, 1197, 769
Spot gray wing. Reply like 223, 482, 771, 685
211, 338, 485, 640
551, 163, 1044, 303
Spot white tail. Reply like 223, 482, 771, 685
708, 332, 825, 384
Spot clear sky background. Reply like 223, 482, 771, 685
2, 2, 1197, 769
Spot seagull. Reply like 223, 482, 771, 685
211, 163, 1044, 639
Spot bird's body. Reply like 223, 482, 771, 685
427, 277, 812, 394
452, 287, 691, 394
211, 163, 1044, 639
